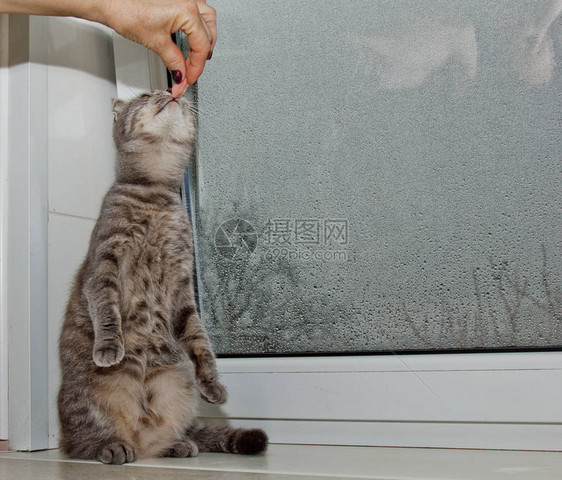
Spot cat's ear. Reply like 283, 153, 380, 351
112, 98, 125, 120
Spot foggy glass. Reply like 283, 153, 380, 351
179, 0, 562, 355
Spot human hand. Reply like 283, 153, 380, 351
99, 0, 217, 97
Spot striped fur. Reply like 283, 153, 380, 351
57, 91, 268, 464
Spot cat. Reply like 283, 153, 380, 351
57, 90, 268, 465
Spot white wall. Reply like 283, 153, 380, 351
46, 17, 117, 448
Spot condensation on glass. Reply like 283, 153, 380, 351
178, 1, 562, 355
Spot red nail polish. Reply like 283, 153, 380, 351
172, 70, 182, 84
207, 50, 213, 61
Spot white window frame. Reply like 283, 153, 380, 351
2, 15, 50, 451
112, 39, 562, 453
200, 353, 562, 451
0, 13, 10, 442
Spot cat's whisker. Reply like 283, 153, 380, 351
186, 107, 223, 135
119, 85, 192, 146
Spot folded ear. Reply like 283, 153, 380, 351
112, 98, 126, 118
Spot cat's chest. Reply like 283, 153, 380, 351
137, 212, 188, 254
123, 209, 193, 290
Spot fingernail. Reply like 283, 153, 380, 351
172, 70, 182, 84
207, 50, 213, 61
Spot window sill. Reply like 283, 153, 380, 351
0, 444, 561, 479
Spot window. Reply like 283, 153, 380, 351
116, 1, 562, 450
180, 1, 562, 357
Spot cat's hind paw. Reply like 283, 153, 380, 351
97, 441, 136, 465
165, 439, 199, 458
93, 340, 125, 367
198, 380, 228, 405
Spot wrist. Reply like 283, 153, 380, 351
72, 0, 113, 27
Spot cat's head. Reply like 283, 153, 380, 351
112, 91, 196, 185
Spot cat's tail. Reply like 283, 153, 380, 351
187, 424, 268, 455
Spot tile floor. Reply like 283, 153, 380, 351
1, 444, 562, 479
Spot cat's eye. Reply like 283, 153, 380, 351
140, 94, 150, 99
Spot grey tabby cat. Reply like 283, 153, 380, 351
58, 90, 267, 465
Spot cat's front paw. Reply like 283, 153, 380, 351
93, 340, 125, 367
198, 380, 228, 405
